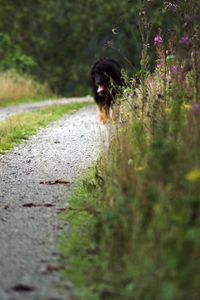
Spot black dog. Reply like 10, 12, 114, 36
91, 58, 123, 123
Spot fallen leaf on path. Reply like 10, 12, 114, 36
3, 204, 11, 209
46, 263, 64, 273
22, 203, 55, 208
39, 179, 72, 185
56, 207, 67, 214
12, 284, 35, 292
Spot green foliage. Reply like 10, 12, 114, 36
0, 33, 35, 73
1, 0, 199, 94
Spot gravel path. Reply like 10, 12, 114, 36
0, 96, 93, 122
0, 105, 108, 300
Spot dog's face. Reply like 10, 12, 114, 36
91, 65, 110, 96
91, 58, 123, 108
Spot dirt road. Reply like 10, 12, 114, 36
0, 104, 107, 300
0, 96, 92, 122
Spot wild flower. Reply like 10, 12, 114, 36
154, 35, 163, 46
163, 1, 178, 11
156, 63, 162, 69
127, 158, 133, 166
180, 35, 190, 46
135, 166, 144, 172
143, 43, 150, 49
181, 103, 192, 110
147, 78, 154, 89
169, 65, 177, 74
112, 27, 118, 35
190, 103, 200, 116
164, 107, 172, 113
185, 169, 200, 182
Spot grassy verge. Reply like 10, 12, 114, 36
60, 41, 200, 300
60, 5, 200, 298
0, 102, 91, 154
0, 95, 57, 108
60, 102, 200, 300
59, 167, 102, 300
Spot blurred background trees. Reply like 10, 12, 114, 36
0, 0, 198, 96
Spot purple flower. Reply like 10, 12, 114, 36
154, 35, 163, 46
180, 35, 190, 46
169, 65, 177, 74
156, 63, 162, 69
190, 103, 200, 116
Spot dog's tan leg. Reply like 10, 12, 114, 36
97, 106, 110, 124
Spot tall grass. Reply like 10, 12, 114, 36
61, 2, 200, 299
61, 78, 200, 300
0, 71, 53, 106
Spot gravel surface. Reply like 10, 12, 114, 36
0, 104, 108, 300
0, 96, 93, 122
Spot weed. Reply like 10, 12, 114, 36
0, 71, 53, 107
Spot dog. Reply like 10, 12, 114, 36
91, 58, 123, 124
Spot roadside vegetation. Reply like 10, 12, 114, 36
0, 32, 55, 107
60, 1, 200, 300
0, 102, 90, 154
0, 0, 192, 96
0, 71, 54, 107
0, 0, 199, 299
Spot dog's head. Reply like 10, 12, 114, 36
91, 58, 122, 96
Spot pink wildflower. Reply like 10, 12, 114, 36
154, 35, 163, 46
156, 63, 162, 69
147, 79, 154, 90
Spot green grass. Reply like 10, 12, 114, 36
59, 168, 103, 300
0, 102, 91, 154
0, 95, 57, 108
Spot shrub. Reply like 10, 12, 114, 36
0, 33, 35, 73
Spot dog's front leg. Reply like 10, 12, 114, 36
97, 106, 110, 124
